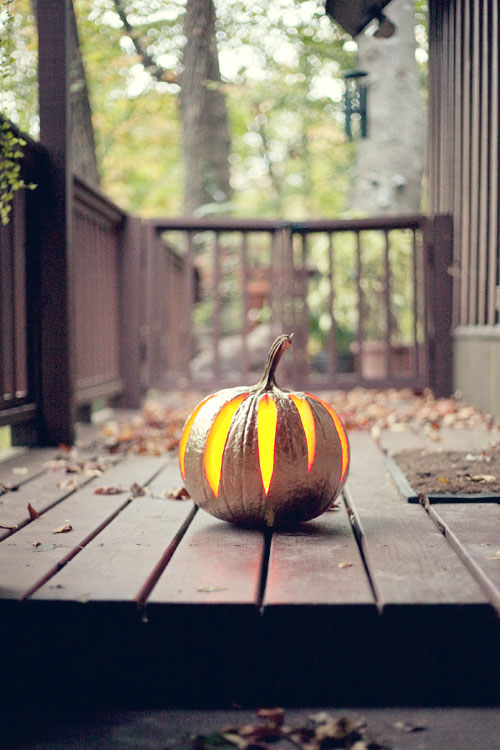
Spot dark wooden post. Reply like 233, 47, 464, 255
117, 216, 145, 407
426, 214, 454, 397
37, 0, 75, 445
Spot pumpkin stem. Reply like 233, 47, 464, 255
258, 333, 293, 389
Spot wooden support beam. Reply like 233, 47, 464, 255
116, 216, 145, 407
426, 214, 454, 398
37, 0, 75, 445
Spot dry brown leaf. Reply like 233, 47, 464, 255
0, 524, 18, 531
27, 502, 40, 520
338, 561, 353, 569
166, 486, 191, 500
130, 482, 146, 497
470, 474, 496, 483
52, 523, 73, 534
58, 478, 79, 491
392, 720, 426, 733
94, 485, 124, 495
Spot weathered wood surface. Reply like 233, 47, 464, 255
30, 458, 194, 603
1, 431, 499, 708
345, 432, 488, 606
264, 505, 374, 605
426, 502, 500, 612
0, 456, 167, 599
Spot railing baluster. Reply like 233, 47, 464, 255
328, 232, 337, 379
184, 231, 195, 379
241, 231, 249, 380
412, 229, 420, 379
384, 230, 392, 379
213, 232, 222, 379
356, 231, 363, 381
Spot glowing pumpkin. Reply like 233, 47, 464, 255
179, 334, 349, 527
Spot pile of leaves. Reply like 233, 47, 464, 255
190, 708, 395, 750
101, 388, 499, 457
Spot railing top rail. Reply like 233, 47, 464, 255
149, 214, 428, 233
74, 176, 126, 225
149, 217, 288, 232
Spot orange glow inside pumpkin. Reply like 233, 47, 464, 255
288, 394, 316, 472
179, 394, 216, 480
257, 394, 278, 495
204, 393, 248, 496
307, 394, 349, 482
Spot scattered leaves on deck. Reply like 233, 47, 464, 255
191, 709, 392, 750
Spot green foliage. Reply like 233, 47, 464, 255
0, 1, 36, 225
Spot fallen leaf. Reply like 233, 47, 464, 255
0, 482, 12, 494
0, 524, 18, 531
197, 586, 227, 593
12, 466, 28, 475
52, 523, 73, 534
256, 707, 285, 728
470, 474, 496, 483
27, 503, 40, 520
487, 551, 500, 560
58, 478, 79, 491
392, 720, 426, 733
94, 485, 124, 495
130, 482, 146, 497
166, 486, 191, 500
338, 561, 353, 569
32, 541, 41, 547
438, 476, 449, 484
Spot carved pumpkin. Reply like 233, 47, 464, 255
179, 334, 349, 527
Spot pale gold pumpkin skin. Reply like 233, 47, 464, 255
182, 384, 348, 527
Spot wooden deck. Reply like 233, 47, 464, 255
1, 420, 499, 710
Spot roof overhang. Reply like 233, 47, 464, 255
325, 1, 393, 37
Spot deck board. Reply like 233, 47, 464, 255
426, 502, 500, 612
345, 432, 488, 606
32, 457, 195, 603
264, 504, 374, 605
1, 427, 499, 708
0, 456, 167, 599
148, 508, 265, 605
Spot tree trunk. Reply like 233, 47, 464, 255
349, 0, 424, 215
180, 0, 232, 215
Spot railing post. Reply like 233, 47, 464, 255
36, 0, 75, 445
426, 214, 454, 397
117, 216, 145, 407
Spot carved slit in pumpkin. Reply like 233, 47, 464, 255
179, 394, 216, 480
307, 394, 349, 483
288, 394, 316, 472
204, 393, 248, 497
257, 394, 278, 495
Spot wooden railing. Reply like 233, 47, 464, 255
0, 131, 43, 439
72, 178, 126, 408
145, 216, 452, 394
